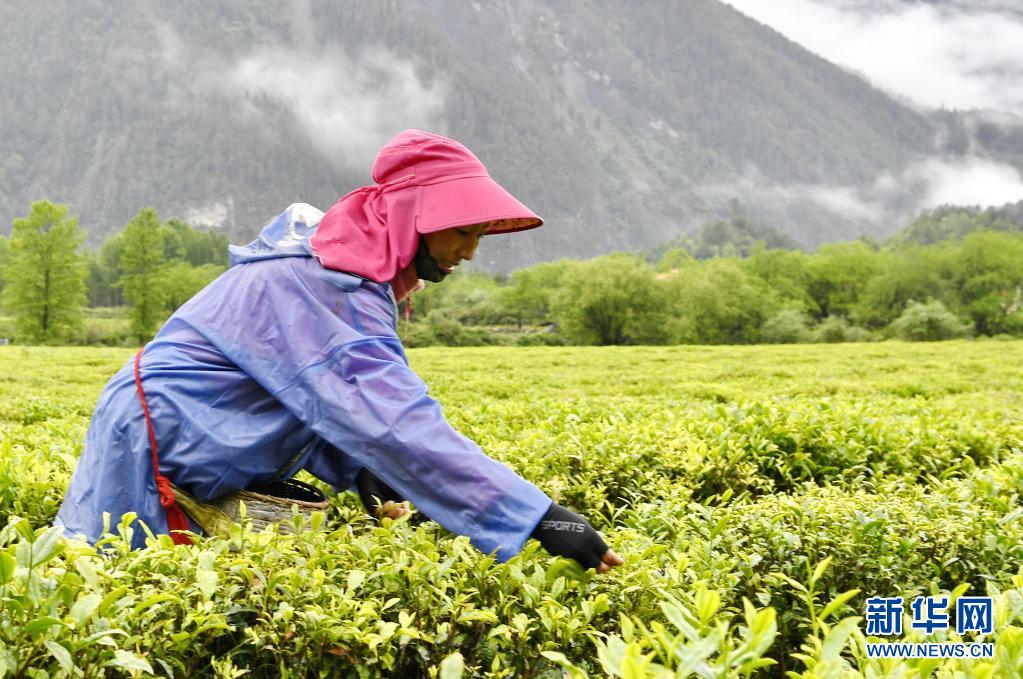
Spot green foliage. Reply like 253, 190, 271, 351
762, 309, 813, 344
889, 300, 970, 341
852, 245, 957, 329
664, 258, 778, 344
812, 316, 867, 343
1, 201, 87, 344
893, 201, 1023, 246
118, 208, 167, 344
158, 262, 223, 312
13, 191, 1022, 349
86, 218, 227, 312
85, 233, 127, 308
806, 242, 884, 321
160, 218, 229, 267
424, 310, 504, 347
551, 255, 667, 345
514, 332, 565, 347
0, 235, 9, 298
742, 248, 818, 315
390, 229, 1023, 347
412, 272, 507, 326
654, 246, 695, 273
1, 342, 1022, 675
680, 217, 801, 261
954, 231, 1023, 336
495, 260, 571, 327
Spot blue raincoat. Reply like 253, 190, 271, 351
56, 204, 552, 561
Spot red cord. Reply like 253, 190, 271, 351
133, 349, 193, 545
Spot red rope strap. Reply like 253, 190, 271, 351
133, 348, 193, 545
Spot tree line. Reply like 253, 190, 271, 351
0, 201, 227, 345
2, 201, 1022, 347
403, 215, 1023, 346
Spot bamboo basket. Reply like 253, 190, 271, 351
172, 478, 329, 538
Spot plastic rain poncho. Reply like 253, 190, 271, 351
55, 203, 552, 561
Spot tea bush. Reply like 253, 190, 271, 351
1, 342, 1022, 676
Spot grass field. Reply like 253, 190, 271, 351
1, 342, 1022, 677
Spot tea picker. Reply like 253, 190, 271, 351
55, 130, 624, 575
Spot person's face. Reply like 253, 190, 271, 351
421, 222, 488, 275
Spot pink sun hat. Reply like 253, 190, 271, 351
310, 130, 544, 303
372, 129, 544, 235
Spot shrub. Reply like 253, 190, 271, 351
396, 320, 438, 348
761, 308, 813, 343
889, 299, 971, 341
515, 332, 565, 347
551, 255, 668, 345
813, 316, 867, 343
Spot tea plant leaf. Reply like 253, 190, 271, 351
44, 640, 74, 673
540, 651, 588, 679
24, 616, 64, 636
110, 649, 154, 674
819, 589, 861, 621
70, 592, 102, 626
820, 617, 861, 663
438, 651, 464, 679
0, 551, 14, 583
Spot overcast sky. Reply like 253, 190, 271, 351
720, 0, 1023, 116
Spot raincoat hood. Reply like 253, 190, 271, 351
309, 129, 543, 302
228, 203, 324, 265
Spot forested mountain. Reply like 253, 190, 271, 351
1, 0, 1017, 270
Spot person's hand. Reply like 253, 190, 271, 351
531, 502, 625, 573
355, 467, 410, 520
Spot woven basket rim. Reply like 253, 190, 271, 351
235, 479, 329, 510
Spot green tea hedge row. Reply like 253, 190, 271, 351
1, 343, 1021, 676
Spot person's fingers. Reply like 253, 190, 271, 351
380, 500, 411, 520
596, 562, 611, 573
603, 549, 624, 567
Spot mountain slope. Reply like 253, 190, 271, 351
0, 0, 955, 269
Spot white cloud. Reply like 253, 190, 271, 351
695, 155, 1023, 230
907, 156, 1023, 208
228, 46, 448, 171
147, 20, 447, 172
720, 0, 1023, 115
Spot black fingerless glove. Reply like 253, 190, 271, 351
531, 502, 609, 570
355, 467, 406, 519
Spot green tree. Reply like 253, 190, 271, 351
411, 271, 505, 325
952, 231, 1023, 335
742, 248, 817, 315
853, 245, 957, 329
682, 217, 800, 260
85, 233, 126, 307
551, 255, 667, 345
889, 300, 969, 341
158, 261, 224, 311
664, 258, 777, 344
119, 207, 167, 343
1, 201, 87, 343
813, 316, 867, 343
161, 218, 229, 267
761, 308, 812, 344
496, 259, 571, 328
0, 235, 10, 299
655, 247, 695, 273
805, 241, 884, 320
552, 257, 671, 347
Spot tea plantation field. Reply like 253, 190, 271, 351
1, 342, 1022, 677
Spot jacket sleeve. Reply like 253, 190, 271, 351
182, 256, 551, 561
